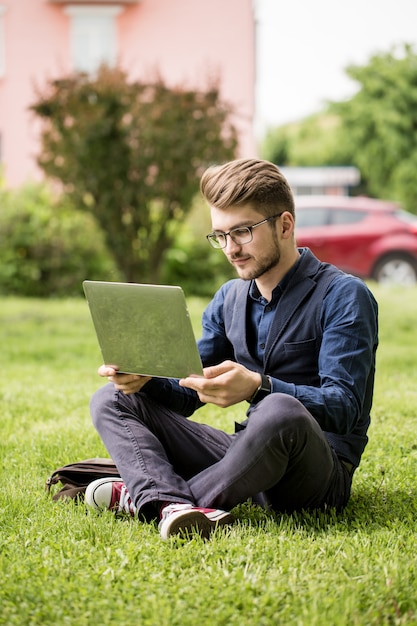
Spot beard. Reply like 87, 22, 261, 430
229, 248, 281, 281
229, 229, 281, 281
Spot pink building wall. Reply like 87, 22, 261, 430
0, 0, 256, 187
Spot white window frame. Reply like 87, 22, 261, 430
64, 5, 122, 74
0, 5, 6, 79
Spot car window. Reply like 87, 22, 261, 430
329, 209, 367, 225
296, 208, 329, 228
395, 209, 417, 224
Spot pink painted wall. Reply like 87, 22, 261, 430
0, 0, 256, 187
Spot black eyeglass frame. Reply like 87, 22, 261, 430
206, 212, 284, 249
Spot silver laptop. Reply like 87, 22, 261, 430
83, 280, 203, 378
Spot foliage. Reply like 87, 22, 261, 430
261, 44, 417, 209
330, 44, 417, 212
261, 112, 351, 167
161, 197, 235, 297
261, 125, 291, 165
0, 286, 416, 625
31, 66, 238, 283
0, 183, 119, 297
162, 232, 235, 298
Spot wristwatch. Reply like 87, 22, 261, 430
248, 374, 272, 404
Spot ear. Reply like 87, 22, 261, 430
280, 212, 295, 240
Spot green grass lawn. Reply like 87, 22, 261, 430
1, 285, 416, 625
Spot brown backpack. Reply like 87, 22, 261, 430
45, 458, 120, 501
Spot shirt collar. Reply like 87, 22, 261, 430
249, 248, 306, 302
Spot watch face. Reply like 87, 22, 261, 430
260, 375, 271, 393
255, 375, 271, 400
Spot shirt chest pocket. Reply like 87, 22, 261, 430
279, 338, 319, 383
283, 337, 317, 355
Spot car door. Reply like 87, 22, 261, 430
295, 206, 333, 259
295, 206, 370, 272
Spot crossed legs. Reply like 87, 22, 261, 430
90, 384, 350, 518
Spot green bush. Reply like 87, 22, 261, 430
0, 183, 120, 297
161, 229, 235, 297
31, 66, 238, 283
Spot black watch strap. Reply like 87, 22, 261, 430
248, 374, 272, 404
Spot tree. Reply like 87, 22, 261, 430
31, 66, 238, 282
261, 112, 351, 167
261, 44, 417, 211
330, 44, 417, 212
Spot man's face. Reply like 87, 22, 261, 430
209, 204, 282, 281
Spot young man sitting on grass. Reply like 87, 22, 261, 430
85, 158, 378, 540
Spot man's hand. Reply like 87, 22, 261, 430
98, 365, 152, 395
179, 360, 261, 408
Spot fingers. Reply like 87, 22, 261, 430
180, 360, 261, 407
203, 360, 235, 379
180, 360, 237, 392
98, 364, 119, 377
112, 374, 152, 395
180, 376, 228, 406
97, 364, 151, 394
179, 361, 243, 407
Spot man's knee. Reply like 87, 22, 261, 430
249, 393, 316, 434
90, 383, 115, 428
90, 384, 154, 431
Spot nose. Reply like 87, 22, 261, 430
224, 234, 242, 254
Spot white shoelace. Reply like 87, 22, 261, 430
118, 484, 137, 515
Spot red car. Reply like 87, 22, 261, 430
294, 196, 417, 285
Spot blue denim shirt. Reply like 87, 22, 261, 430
144, 249, 378, 463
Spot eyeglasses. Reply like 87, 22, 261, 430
206, 213, 284, 249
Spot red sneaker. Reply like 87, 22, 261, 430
85, 477, 137, 516
159, 503, 234, 540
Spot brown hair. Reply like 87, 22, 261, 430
200, 158, 295, 218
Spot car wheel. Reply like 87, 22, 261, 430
373, 254, 417, 286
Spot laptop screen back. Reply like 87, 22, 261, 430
83, 281, 203, 378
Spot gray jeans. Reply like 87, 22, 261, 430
90, 384, 352, 518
